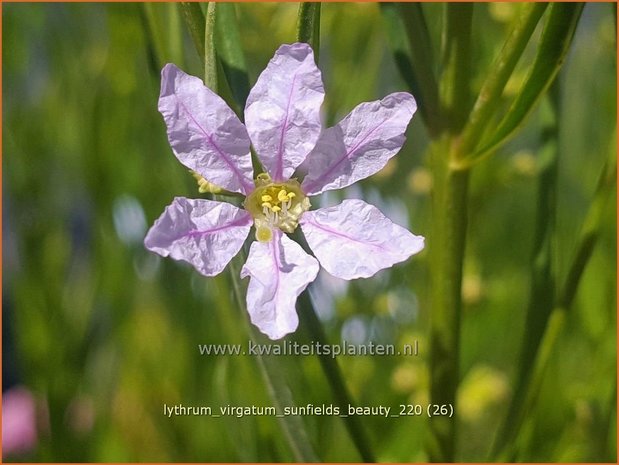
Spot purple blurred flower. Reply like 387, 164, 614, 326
145, 43, 424, 339
2, 386, 38, 458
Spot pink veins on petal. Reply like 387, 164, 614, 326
145, 42, 424, 340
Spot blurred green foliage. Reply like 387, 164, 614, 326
3, 2, 616, 462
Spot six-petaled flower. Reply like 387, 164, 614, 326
145, 43, 425, 339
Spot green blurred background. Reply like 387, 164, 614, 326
2, 2, 616, 462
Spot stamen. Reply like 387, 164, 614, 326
278, 190, 289, 202
244, 175, 310, 240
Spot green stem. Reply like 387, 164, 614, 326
204, 2, 218, 92
440, 4, 473, 133
426, 138, 470, 462
457, 3, 547, 159
298, 289, 376, 462
425, 6, 473, 461
296, 3, 321, 61
226, 254, 320, 462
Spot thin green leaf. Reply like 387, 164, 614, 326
142, 4, 173, 70
492, 126, 617, 461
215, 3, 251, 109
557, 142, 617, 310
379, 4, 428, 128
472, 3, 584, 160
398, 3, 442, 135
167, 3, 183, 66
178, 2, 205, 64
457, 3, 547, 159
490, 84, 560, 459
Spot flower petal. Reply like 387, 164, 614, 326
300, 199, 424, 280
240, 231, 319, 339
159, 64, 254, 195
245, 43, 325, 181
144, 197, 252, 276
301, 92, 417, 195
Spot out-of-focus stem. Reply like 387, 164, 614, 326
492, 138, 616, 461
226, 254, 320, 463
297, 288, 376, 462
295, 4, 375, 461
201, 8, 318, 460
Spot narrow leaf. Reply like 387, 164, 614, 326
167, 3, 183, 66
398, 3, 442, 135
142, 4, 173, 70
178, 2, 205, 63
215, 3, 251, 109
473, 3, 584, 159
490, 85, 561, 459
380, 4, 426, 124
457, 3, 547, 158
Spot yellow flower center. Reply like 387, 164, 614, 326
244, 173, 310, 242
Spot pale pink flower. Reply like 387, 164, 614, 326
2, 386, 38, 458
145, 43, 424, 339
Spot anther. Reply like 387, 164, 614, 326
278, 190, 289, 202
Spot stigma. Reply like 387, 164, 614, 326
244, 173, 310, 242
